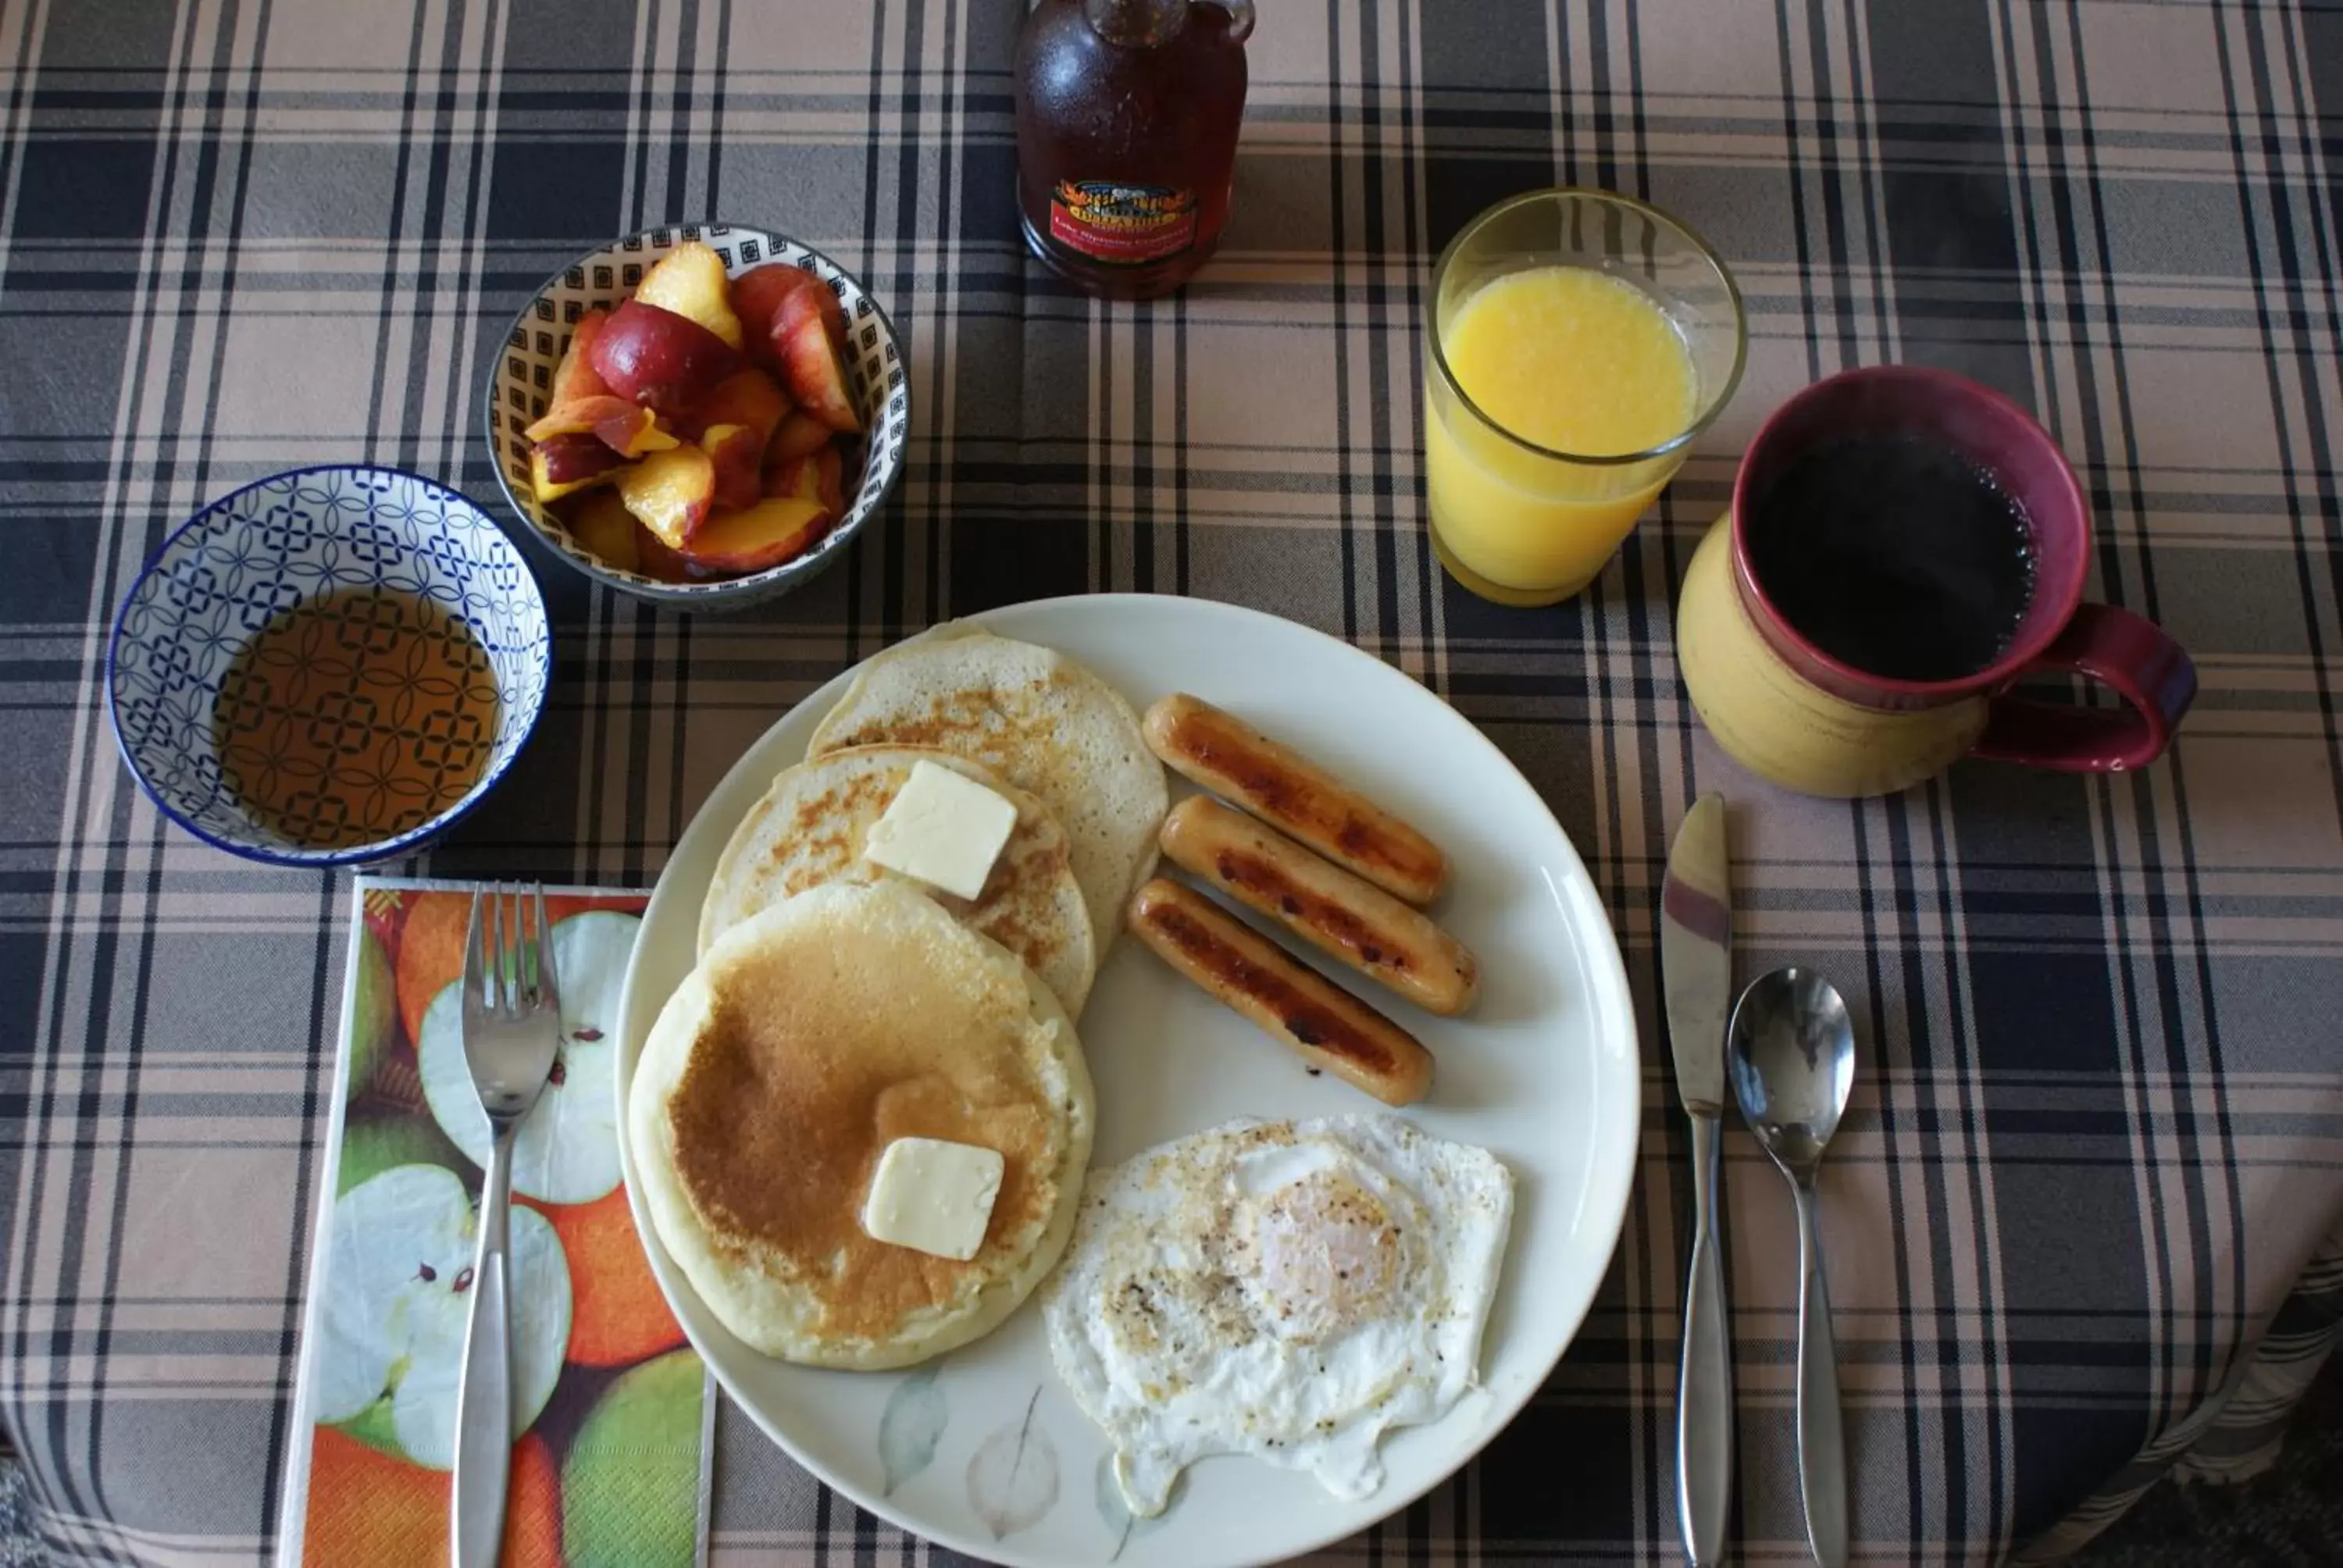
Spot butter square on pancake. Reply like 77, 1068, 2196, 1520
862, 1135, 1007, 1261
864, 758, 1019, 900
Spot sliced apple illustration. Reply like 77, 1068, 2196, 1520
415, 911, 639, 1205
337, 1113, 470, 1196
562, 1348, 706, 1568
312, 1164, 572, 1470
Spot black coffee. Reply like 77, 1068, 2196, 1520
1745, 433, 2036, 682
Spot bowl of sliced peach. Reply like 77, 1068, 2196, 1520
484, 223, 906, 607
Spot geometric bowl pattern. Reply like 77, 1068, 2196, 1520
481, 221, 910, 610
106, 464, 553, 865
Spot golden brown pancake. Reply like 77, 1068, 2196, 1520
629, 879, 1093, 1367
805, 625, 1168, 949
697, 745, 1096, 1015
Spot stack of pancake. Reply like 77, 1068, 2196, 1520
628, 625, 1167, 1369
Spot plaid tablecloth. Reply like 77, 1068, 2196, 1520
5, 2, 2343, 1564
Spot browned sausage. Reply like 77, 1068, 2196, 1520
1126, 878, 1435, 1107
1142, 693, 1450, 905
1159, 796, 1479, 1016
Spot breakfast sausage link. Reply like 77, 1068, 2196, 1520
1159, 796, 1480, 1017
1141, 693, 1450, 906
1126, 878, 1435, 1107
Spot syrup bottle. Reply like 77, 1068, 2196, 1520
1013, 0, 1254, 300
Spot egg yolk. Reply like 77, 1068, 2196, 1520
1247, 1171, 1402, 1340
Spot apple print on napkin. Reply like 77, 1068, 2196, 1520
292, 882, 708, 1568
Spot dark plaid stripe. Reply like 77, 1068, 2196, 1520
3, 2, 2342, 1565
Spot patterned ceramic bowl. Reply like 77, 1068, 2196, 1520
106, 465, 553, 866
483, 222, 909, 608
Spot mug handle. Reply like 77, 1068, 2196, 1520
1970, 602, 2197, 772
1204, 0, 1254, 41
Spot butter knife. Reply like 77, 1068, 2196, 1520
1661, 793, 1733, 1566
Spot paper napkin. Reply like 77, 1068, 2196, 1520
280, 878, 712, 1567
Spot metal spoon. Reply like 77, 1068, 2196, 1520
1728, 967, 1856, 1568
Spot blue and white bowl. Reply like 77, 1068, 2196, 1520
107, 465, 553, 866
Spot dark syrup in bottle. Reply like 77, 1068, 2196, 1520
1014, 0, 1252, 300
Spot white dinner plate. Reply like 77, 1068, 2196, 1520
615, 593, 1641, 1568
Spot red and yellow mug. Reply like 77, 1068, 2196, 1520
1678, 365, 2196, 798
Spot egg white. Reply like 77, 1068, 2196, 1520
1041, 1114, 1514, 1514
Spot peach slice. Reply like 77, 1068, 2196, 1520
812, 444, 846, 516
524, 395, 679, 458
590, 300, 744, 416
697, 426, 761, 511
761, 447, 843, 522
771, 290, 861, 432
565, 489, 641, 573
686, 366, 790, 437
613, 444, 718, 550
592, 404, 679, 458
765, 412, 833, 470
530, 434, 623, 503
762, 451, 824, 508
689, 369, 791, 509
547, 309, 613, 407
525, 391, 626, 443
769, 286, 862, 429
632, 521, 702, 583
733, 265, 844, 362
522, 311, 630, 440
681, 495, 828, 573
731, 263, 808, 341
633, 241, 744, 349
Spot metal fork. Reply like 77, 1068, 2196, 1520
451, 885, 562, 1568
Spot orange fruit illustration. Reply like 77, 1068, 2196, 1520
546, 893, 647, 925
303, 1424, 559, 1567
393, 893, 473, 1049
529, 1185, 686, 1367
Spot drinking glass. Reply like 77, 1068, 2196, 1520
1425, 188, 1746, 606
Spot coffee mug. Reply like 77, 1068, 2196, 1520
1678, 365, 2196, 799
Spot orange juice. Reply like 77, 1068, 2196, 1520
1427, 265, 1699, 604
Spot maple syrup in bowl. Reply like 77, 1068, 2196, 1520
108, 465, 551, 865
212, 587, 503, 849
1014, 0, 1252, 299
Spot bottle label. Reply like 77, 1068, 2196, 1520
1049, 180, 1197, 265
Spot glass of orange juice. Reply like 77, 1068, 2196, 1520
1425, 189, 1746, 606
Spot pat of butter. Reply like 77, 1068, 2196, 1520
863, 759, 1019, 901
861, 1137, 1006, 1261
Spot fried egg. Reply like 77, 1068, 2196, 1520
1041, 1114, 1513, 1514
